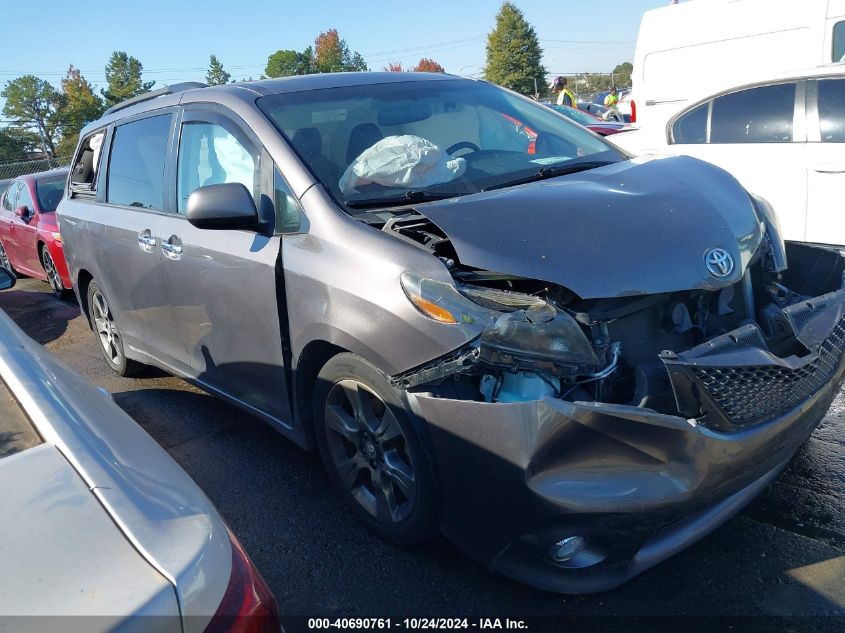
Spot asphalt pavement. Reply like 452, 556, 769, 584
1, 277, 843, 632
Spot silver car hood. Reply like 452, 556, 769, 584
0, 310, 230, 633
415, 155, 764, 299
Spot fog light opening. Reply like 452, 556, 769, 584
548, 536, 587, 563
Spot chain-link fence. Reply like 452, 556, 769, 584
0, 155, 73, 181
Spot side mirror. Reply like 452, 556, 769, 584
0, 266, 16, 290
14, 205, 29, 218
186, 183, 258, 230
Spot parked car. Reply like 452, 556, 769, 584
614, 66, 845, 245
58, 74, 845, 593
627, 0, 845, 128
0, 168, 73, 296
0, 266, 280, 632
545, 104, 629, 136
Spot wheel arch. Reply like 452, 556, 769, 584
77, 269, 95, 328
293, 339, 348, 447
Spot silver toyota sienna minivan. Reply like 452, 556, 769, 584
57, 72, 845, 593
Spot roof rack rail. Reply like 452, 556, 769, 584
103, 82, 208, 117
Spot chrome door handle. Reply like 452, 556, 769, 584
161, 237, 183, 259
138, 230, 156, 253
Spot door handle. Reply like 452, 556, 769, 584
137, 230, 156, 253
812, 163, 845, 174
161, 235, 183, 259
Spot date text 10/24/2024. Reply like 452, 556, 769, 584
307, 619, 529, 630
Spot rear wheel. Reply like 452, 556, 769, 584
0, 241, 16, 275
40, 247, 69, 298
313, 353, 439, 545
87, 281, 144, 377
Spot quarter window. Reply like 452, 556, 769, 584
177, 122, 257, 214
834, 21, 845, 63
17, 183, 33, 211
710, 83, 795, 144
671, 102, 708, 144
107, 115, 171, 210
274, 168, 306, 233
818, 78, 845, 143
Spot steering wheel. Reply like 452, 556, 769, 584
446, 141, 481, 156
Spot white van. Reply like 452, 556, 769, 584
626, 0, 845, 134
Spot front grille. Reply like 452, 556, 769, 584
691, 320, 845, 425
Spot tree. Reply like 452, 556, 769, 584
1, 75, 63, 156
483, 2, 547, 97
384, 62, 404, 72
612, 62, 633, 87
313, 29, 368, 73
265, 48, 313, 77
413, 58, 445, 73
55, 65, 104, 158
0, 127, 38, 162
101, 51, 155, 107
206, 55, 232, 85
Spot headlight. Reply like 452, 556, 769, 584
51, 232, 62, 242
400, 273, 600, 375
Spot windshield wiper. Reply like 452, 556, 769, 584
344, 190, 463, 209
483, 160, 617, 192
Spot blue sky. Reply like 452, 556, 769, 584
1, 0, 669, 100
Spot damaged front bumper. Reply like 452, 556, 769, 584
409, 288, 845, 594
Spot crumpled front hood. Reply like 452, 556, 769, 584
415, 155, 764, 299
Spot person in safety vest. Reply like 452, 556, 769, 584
603, 87, 619, 108
550, 76, 576, 107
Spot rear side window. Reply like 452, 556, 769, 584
834, 21, 845, 63
818, 79, 845, 143
710, 82, 795, 144
107, 115, 171, 210
70, 130, 105, 195
2, 182, 19, 212
671, 102, 708, 144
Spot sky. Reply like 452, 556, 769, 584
0, 0, 671, 107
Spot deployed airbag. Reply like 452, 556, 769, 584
339, 135, 466, 194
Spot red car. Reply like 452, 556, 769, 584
0, 168, 72, 297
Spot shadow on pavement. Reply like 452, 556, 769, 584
0, 287, 80, 344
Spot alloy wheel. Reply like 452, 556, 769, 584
91, 289, 123, 366
41, 249, 63, 295
323, 380, 417, 524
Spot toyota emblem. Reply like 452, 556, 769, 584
704, 248, 734, 278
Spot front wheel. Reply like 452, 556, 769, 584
41, 247, 69, 298
87, 281, 144, 377
313, 353, 439, 545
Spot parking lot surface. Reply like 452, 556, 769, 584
2, 278, 843, 631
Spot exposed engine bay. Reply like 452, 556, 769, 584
381, 211, 845, 431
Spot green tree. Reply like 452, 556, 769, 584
265, 48, 313, 77
206, 55, 232, 85
101, 51, 155, 107
0, 127, 38, 161
483, 2, 547, 97
1, 75, 63, 156
313, 29, 368, 73
55, 65, 104, 158
612, 62, 633, 87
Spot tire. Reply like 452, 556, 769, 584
313, 352, 439, 545
0, 240, 16, 276
86, 281, 144, 377
40, 246, 70, 299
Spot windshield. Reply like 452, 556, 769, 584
257, 79, 624, 209
35, 175, 66, 212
